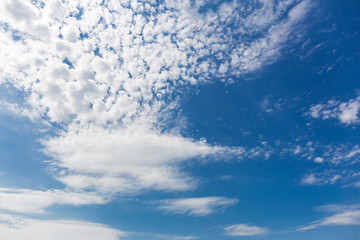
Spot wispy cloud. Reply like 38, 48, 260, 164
223, 223, 268, 236
291, 142, 360, 188
0, 213, 126, 240
156, 234, 198, 240
300, 173, 342, 186
155, 197, 238, 216
297, 209, 360, 231
0, 188, 105, 214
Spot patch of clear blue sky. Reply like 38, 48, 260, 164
0, 0, 359, 239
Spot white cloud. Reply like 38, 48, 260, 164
0, 0, 313, 126
156, 234, 198, 240
223, 223, 268, 236
156, 197, 238, 216
0, 213, 126, 240
291, 142, 360, 188
314, 204, 360, 213
297, 210, 360, 231
44, 125, 243, 194
314, 157, 324, 163
0, 0, 312, 202
300, 173, 320, 185
292, 141, 360, 165
308, 96, 360, 125
339, 100, 360, 124
346, 146, 360, 158
0, 0, 50, 38
300, 173, 342, 186
0, 188, 105, 214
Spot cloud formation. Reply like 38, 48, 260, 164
0, 213, 125, 240
45, 125, 245, 194
297, 205, 360, 231
293, 142, 360, 188
300, 173, 342, 186
155, 196, 238, 216
0, 0, 312, 208
0, 0, 312, 127
223, 223, 268, 236
308, 96, 360, 125
156, 234, 198, 240
0, 188, 106, 214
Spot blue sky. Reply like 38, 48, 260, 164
0, 0, 359, 239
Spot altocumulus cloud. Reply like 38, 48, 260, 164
0, 0, 312, 209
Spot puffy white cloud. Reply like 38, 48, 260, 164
156, 196, 238, 216
308, 96, 360, 125
0, 0, 312, 126
300, 173, 320, 185
0, 188, 105, 214
0, 213, 126, 240
339, 101, 360, 124
223, 223, 268, 236
314, 157, 324, 163
0, 0, 51, 38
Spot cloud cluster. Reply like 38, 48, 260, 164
300, 173, 342, 186
0, 0, 312, 210
0, 0, 312, 126
291, 142, 360, 187
308, 96, 360, 125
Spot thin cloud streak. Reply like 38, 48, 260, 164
297, 210, 360, 231
155, 196, 238, 216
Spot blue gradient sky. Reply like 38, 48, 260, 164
0, 0, 359, 239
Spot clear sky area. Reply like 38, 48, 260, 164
0, 0, 359, 239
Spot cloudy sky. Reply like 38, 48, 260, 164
0, 0, 359, 239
